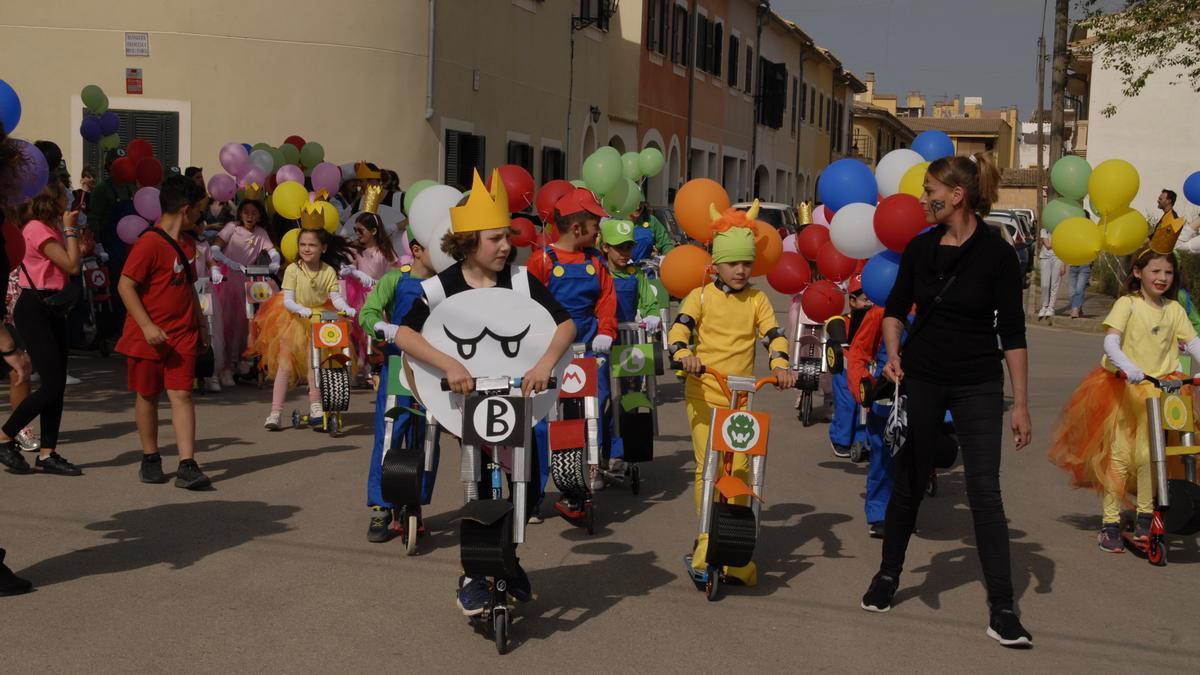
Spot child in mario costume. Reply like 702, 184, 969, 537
826, 276, 871, 458
668, 215, 796, 586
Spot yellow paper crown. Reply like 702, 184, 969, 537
300, 201, 326, 231
361, 184, 384, 215
355, 161, 381, 181
450, 169, 511, 234
798, 200, 814, 225
243, 183, 264, 201
1148, 218, 1184, 254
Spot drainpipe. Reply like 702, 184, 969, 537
684, 0, 697, 180
425, 0, 437, 120
748, 2, 767, 200
793, 45, 805, 204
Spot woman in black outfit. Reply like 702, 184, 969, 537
859, 153, 1033, 648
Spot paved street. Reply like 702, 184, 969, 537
2, 322, 1199, 673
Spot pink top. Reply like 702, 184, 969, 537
19, 220, 67, 290
353, 247, 398, 280
218, 222, 275, 267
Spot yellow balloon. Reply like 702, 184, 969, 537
1052, 216, 1104, 265
898, 161, 931, 198
281, 227, 301, 262
311, 200, 339, 233
273, 181, 308, 220
1102, 207, 1149, 255
1087, 158, 1139, 216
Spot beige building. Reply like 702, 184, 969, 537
850, 103, 916, 169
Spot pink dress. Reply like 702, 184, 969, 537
342, 246, 399, 368
214, 222, 276, 369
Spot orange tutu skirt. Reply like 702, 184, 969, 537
248, 295, 328, 386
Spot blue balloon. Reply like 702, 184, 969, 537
818, 159, 878, 213
241, 143, 252, 153
1184, 171, 1200, 206
862, 250, 902, 306
912, 130, 954, 162
99, 110, 120, 136
80, 116, 102, 143
0, 79, 21, 135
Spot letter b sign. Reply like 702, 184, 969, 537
464, 396, 527, 447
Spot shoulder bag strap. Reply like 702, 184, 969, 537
145, 227, 195, 284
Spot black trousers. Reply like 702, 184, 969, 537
3, 292, 69, 448
880, 376, 1015, 610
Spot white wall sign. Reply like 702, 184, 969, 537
125, 32, 150, 57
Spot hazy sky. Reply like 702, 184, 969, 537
775, 0, 1055, 120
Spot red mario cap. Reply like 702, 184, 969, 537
848, 275, 863, 295
554, 187, 608, 218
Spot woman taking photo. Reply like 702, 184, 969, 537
859, 153, 1032, 648
0, 179, 82, 476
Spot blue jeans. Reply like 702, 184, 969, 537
829, 370, 864, 449
1067, 265, 1091, 311
865, 410, 895, 524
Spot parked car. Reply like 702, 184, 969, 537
650, 206, 687, 246
732, 201, 799, 236
985, 210, 1032, 288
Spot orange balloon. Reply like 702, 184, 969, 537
674, 178, 730, 244
660, 244, 712, 298
750, 220, 783, 276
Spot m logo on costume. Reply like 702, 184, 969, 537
463, 395, 527, 447
561, 363, 587, 395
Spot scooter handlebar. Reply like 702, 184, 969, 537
439, 376, 557, 391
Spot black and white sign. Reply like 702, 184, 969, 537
463, 396, 527, 447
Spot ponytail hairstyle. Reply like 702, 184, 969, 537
926, 152, 1000, 218
1125, 247, 1180, 301
353, 212, 398, 263
298, 227, 355, 269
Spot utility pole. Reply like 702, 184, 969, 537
685, 0, 697, 180
1048, 0, 1069, 201
1036, 34, 1046, 215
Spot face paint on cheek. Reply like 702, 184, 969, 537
929, 200, 946, 215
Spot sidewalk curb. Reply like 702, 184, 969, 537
1025, 310, 1105, 334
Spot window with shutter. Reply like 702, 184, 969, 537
507, 141, 534, 173
83, 108, 179, 179
728, 36, 739, 87
712, 23, 722, 77
744, 45, 752, 94
695, 15, 708, 72
541, 147, 565, 182
444, 130, 486, 190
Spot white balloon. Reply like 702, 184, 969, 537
408, 185, 463, 250
427, 216, 457, 273
875, 149, 925, 198
830, 202, 885, 259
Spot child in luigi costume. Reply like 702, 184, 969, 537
668, 220, 797, 586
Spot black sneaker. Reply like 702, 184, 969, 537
456, 575, 489, 617
0, 440, 30, 473
36, 452, 82, 476
367, 507, 393, 543
175, 459, 211, 490
140, 453, 169, 484
831, 443, 851, 458
507, 563, 533, 602
0, 548, 32, 597
860, 572, 898, 613
868, 522, 885, 539
987, 608, 1033, 648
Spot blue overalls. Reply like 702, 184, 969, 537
607, 266, 645, 461
864, 339, 895, 525
367, 267, 441, 508
534, 247, 614, 484
630, 221, 655, 263
828, 316, 866, 451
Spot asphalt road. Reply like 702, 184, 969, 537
2, 324, 1199, 673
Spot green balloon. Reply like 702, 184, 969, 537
1042, 197, 1086, 232
299, 141, 324, 168
1050, 155, 1091, 201
639, 147, 665, 178
582, 146, 622, 195
99, 133, 120, 151
252, 142, 273, 152
81, 84, 108, 114
268, 147, 286, 172
279, 143, 301, 167
602, 178, 642, 217
403, 179, 438, 215
621, 152, 643, 181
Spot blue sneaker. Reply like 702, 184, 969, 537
456, 575, 489, 616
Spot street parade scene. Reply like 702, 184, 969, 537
2, 0, 1200, 671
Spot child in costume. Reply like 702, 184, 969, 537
211, 198, 280, 388
629, 201, 676, 262
1050, 244, 1200, 552
668, 216, 797, 586
342, 197, 402, 384
254, 221, 355, 430
394, 169, 575, 616
359, 224, 436, 542
528, 188, 617, 501
847, 304, 898, 539
826, 276, 871, 458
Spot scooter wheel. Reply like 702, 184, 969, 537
585, 501, 595, 535
291, 410, 301, 429
404, 513, 419, 556
493, 606, 509, 655
704, 569, 720, 602
801, 391, 814, 427
1147, 539, 1167, 566
630, 464, 641, 495
849, 444, 865, 463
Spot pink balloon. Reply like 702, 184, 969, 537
782, 233, 798, 254
219, 143, 249, 177
239, 166, 266, 189
276, 164, 305, 185
812, 206, 831, 227
117, 214, 150, 245
133, 187, 161, 222
311, 162, 341, 197
207, 173, 236, 202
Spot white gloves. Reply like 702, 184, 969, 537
339, 264, 354, 278
296, 306, 313, 319
374, 321, 399, 342
642, 315, 661, 332
1103, 333, 1143, 383
343, 307, 357, 318
329, 291, 355, 317
354, 270, 376, 288
267, 249, 281, 274
591, 334, 613, 354
268, 261, 280, 274
210, 267, 224, 285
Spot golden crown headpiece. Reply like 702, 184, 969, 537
798, 200, 814, 226
1148, 218, 1184, 255
361, 184, 384, 215
450, 169, 511, 234
242, 183, 264, 201
355, 161, 381, 181
300, 201, 327, 231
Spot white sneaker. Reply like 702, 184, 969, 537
65, 373, 81, 385
588, 465, 605, 491
608, 458, 626, 474
219, 371, 236, 388
203, 376, 222, 393
309, 403, 324, 420
264, 411, 282, 430
15, 428, 40, 452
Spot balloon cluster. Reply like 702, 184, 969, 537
580, 146, 664, 217
77, 84, 121, 151
215, 135, 331, 210
1048, 156, 1147, 265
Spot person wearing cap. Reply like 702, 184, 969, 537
88, 148, 136, 329
825, 276, 872, 459
668, 220, 796, 586
597, 218, 667, 470
629, 201, 675, 261
528, 187, 618, 503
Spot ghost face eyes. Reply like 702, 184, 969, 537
443, 325, 532, 360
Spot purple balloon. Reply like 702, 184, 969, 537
133, 187, 162, 222
219, 142, 249, 177
311, 161, 341, 197
117, 214, 150, 245
276, 164, 304, 185
207, 173, 236, 202
99, 110, 120, 136
10, 139, 48, 200
80, 116, 102, 143
239, 166, 266, 189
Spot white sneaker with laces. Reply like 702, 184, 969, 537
16, 428, 40, 452
219, 371, 236, 388
309, 402, 324, 420
203, 377, 222, 393
264, 411, 282, 430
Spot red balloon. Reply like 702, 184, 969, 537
111, 157, 137, 184
796, 223, 831, 261
265, 173, 279, 194
854, 258, 868, 275
801, 280, 846, 323
766, 252, 812, 295
127, 139, 153, 163
489, 164, 536, 213
284, 135, 306, 149
822, 205, 835, 223
535, 179, 574, 223
874, 193, 928, 253
816, 242, 857, 281
3, 220, 26, 269
510, 217, 537, 247
135, 157, 163, 187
